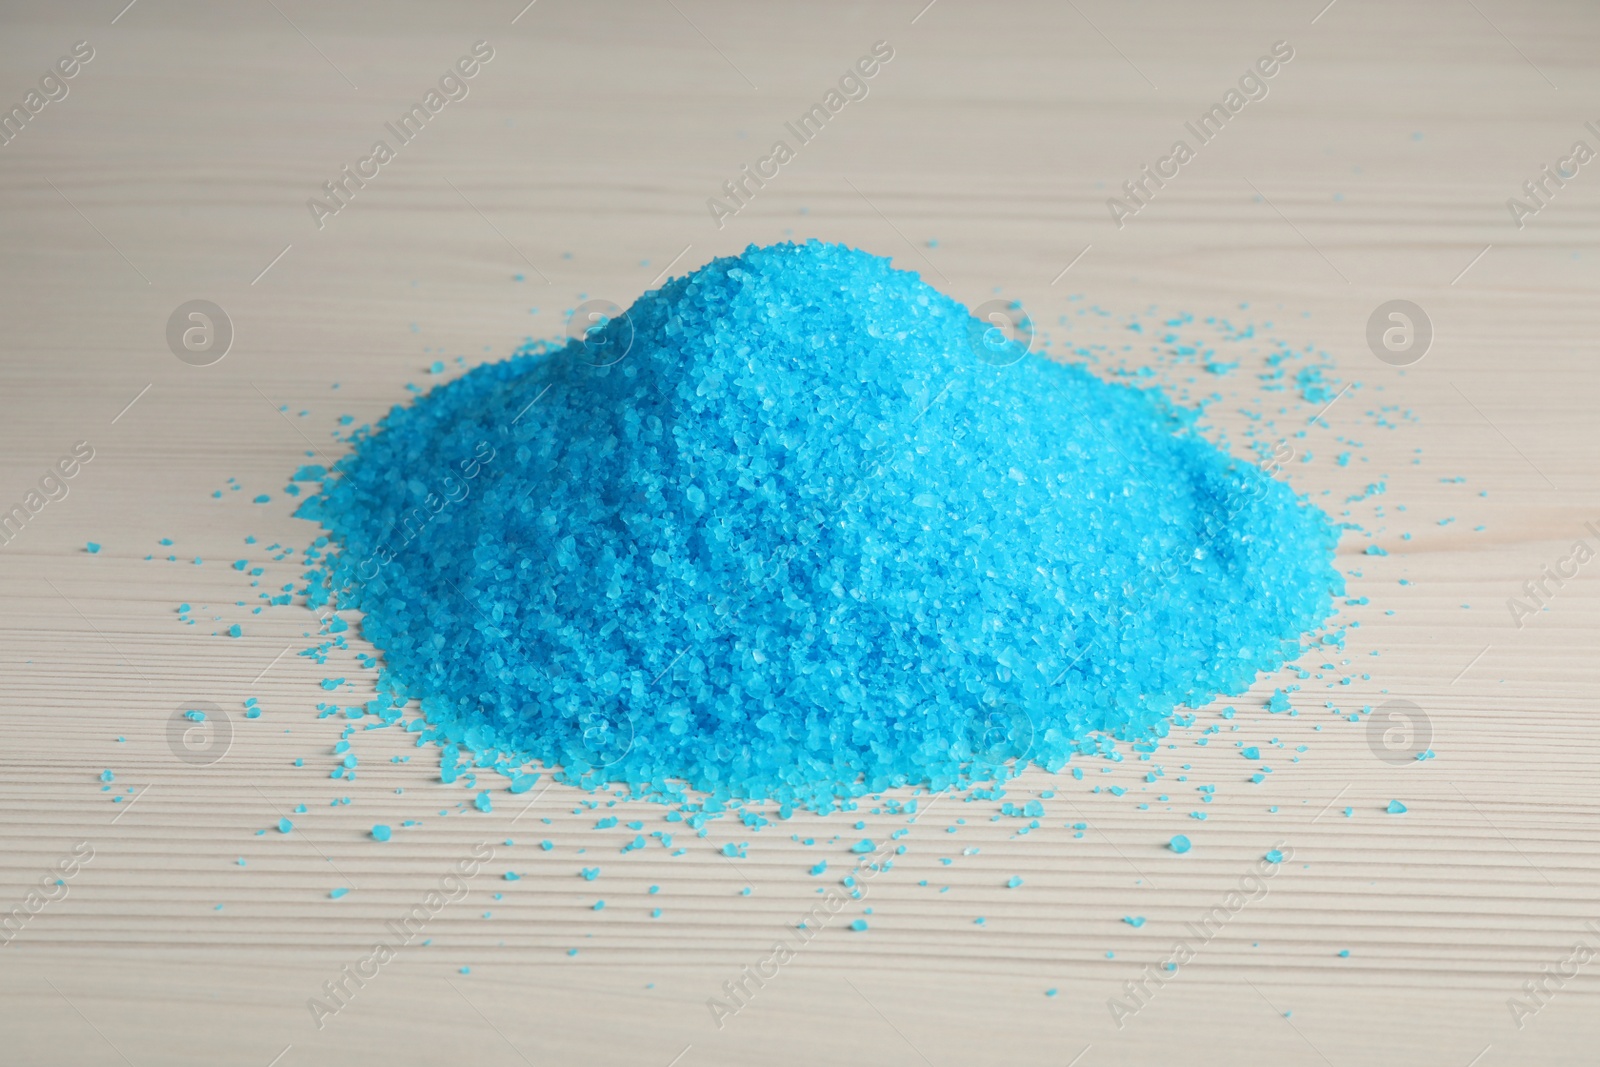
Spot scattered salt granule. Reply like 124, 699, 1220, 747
297, 241, 1342, 809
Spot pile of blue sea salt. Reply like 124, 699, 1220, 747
296, 240, 1342, 809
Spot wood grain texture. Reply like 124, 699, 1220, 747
2, 1, 1598, 1064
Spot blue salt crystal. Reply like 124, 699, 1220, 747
296, 241, 1341, 808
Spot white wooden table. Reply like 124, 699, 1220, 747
1, 1, 1597, 1064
